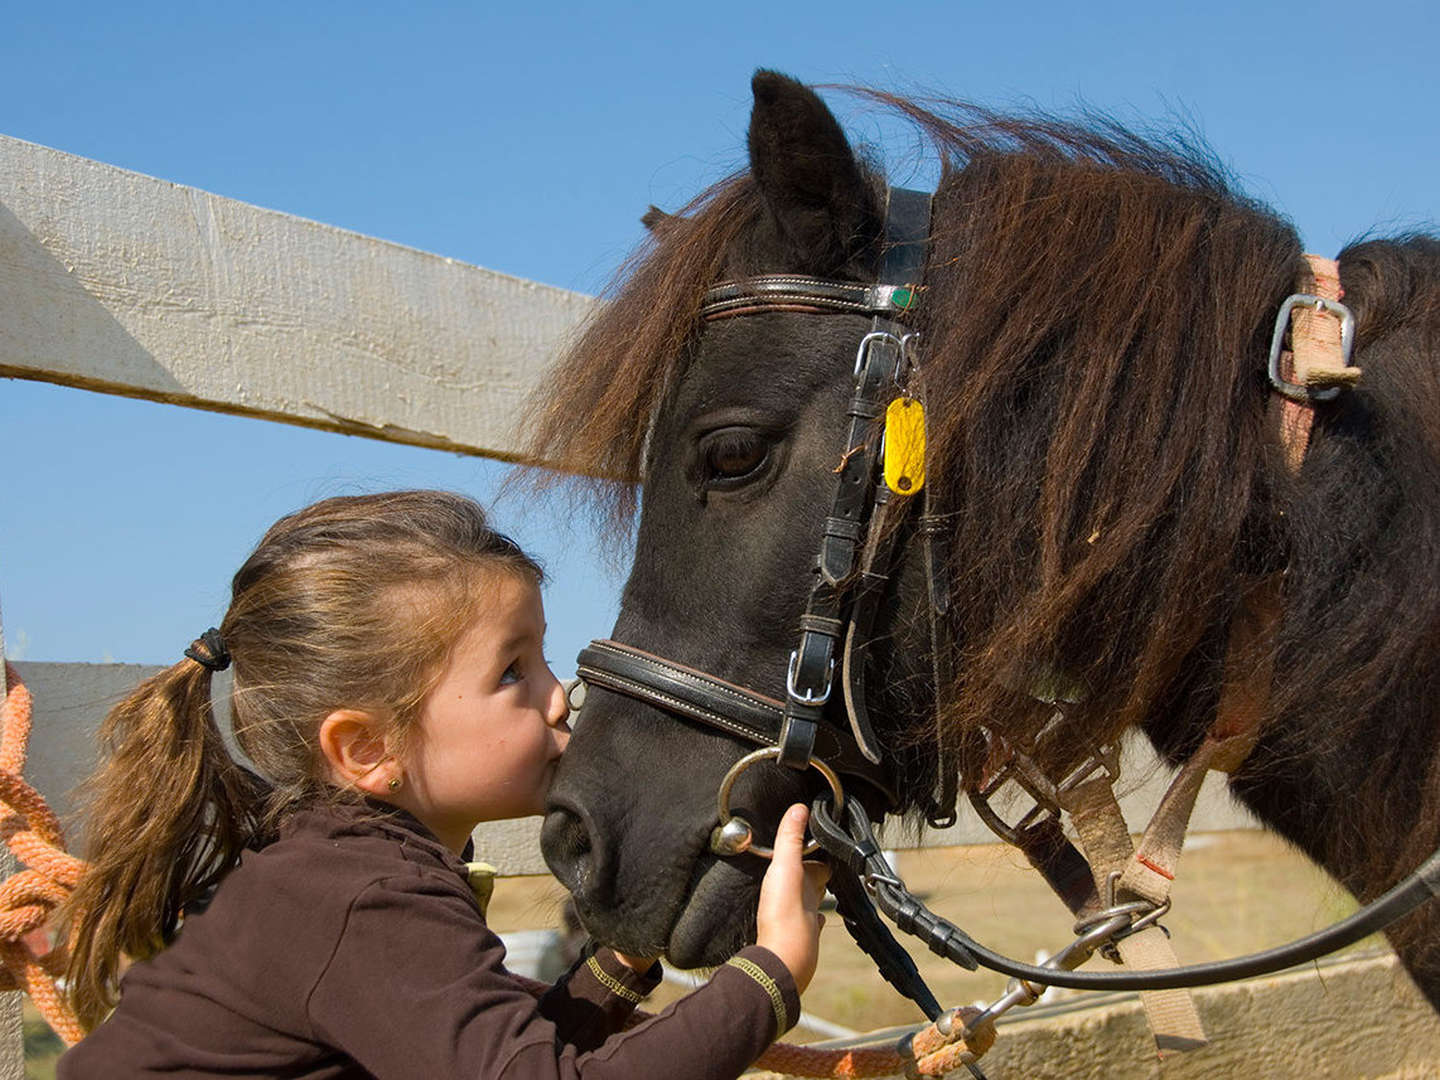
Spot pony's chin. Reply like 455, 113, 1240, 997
663, 855, 762, 970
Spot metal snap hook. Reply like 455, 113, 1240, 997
709, 747, 846, 860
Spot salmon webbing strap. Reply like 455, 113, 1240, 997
0, 663, 86, 1045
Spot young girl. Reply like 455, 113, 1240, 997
57, 490, 827, 1079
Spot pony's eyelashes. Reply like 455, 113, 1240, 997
692, 426, 780, 492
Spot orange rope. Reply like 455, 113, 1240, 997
0, 663, 87, 1045
749, 1007, 994, 1078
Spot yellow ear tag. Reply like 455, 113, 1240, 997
883, 396, 926, 495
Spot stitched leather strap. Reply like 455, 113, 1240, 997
575, 640, 897, 803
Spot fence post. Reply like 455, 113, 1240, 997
0, 607, 28, 1079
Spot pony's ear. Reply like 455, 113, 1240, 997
640, 204, 690, 240
747, 69, 880, 276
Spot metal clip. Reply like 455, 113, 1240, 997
853, 330, 904, 379
895, 332, 922, 386
1073, 870, 1173, 962
963, 910, 1134, 1034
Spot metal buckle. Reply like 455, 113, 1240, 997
967, 755, 1061, 846
1054, 742, 1121, 797
1268, 293, 1357, 403
786, 647, 835, 705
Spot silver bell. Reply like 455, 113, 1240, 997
710, 816, 755, 856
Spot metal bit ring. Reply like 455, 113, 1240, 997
710, 747, 846, 859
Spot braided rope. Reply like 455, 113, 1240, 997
0, 663, 87, 1045
748, 1007, 994, 1079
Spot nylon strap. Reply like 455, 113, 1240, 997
1059, 775, 1209, 1053
1274, 254, 1357, 471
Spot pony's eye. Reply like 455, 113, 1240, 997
700, 429, 770, 486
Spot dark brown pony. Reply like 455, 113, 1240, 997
529, 71, 1440, 1005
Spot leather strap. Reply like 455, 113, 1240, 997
701, 277, 920, 321
575, 640, 897, 803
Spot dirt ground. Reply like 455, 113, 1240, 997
485, 829, 1373, 1037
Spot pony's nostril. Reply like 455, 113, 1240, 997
541, 805, 600, 896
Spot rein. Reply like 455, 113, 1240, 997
572, 190, 1440, 1070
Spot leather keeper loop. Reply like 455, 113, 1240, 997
847, 397, 886, 421
799, 614, 846, 636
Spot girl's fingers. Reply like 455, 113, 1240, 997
772, 804, 809, 866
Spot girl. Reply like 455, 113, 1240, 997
57, 490, 827, 1079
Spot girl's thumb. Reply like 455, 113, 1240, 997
774, 804, 809, 858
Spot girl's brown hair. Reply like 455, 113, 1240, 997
60, 489, 541, 1029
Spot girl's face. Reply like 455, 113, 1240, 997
396, 574, 570, 852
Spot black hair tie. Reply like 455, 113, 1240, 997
184, 628, 231, 672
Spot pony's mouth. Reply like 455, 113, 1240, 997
664, 852, 763, 969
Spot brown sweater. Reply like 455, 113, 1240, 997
58, 802, 800, 1079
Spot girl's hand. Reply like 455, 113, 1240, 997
612, 950, 659, 974
755, 804, 830, 994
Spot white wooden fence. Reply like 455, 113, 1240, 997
5, 132, 1359, 1077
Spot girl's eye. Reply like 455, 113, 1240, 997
500, 662, 522, 686
699, 428, 770, 488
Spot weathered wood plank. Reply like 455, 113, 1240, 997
754, 953, 1434, 1080
0, 134, 593, 460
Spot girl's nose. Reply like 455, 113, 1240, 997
546, 670, 571, 730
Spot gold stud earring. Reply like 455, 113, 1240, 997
388, 776, 402, 793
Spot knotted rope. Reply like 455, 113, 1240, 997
684, 1004, 996, 1079
0, 663, 86, 1045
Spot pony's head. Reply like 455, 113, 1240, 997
529, 70, 1313, 965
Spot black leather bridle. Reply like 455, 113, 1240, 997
576, 186, 937, 824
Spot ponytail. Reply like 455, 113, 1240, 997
60, 656, 266, 1030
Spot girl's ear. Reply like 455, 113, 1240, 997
318, 709, 397, 795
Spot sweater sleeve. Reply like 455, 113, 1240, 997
305, 870, 798, 1079
533, 943, 661, 1051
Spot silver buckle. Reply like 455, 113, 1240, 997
786, 648, 834, 705
1268, 293, 1356, 403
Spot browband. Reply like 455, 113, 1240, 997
701, 277, 920, 321
700, 186, 933, 322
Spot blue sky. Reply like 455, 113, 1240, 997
2, 1, 1435, 673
